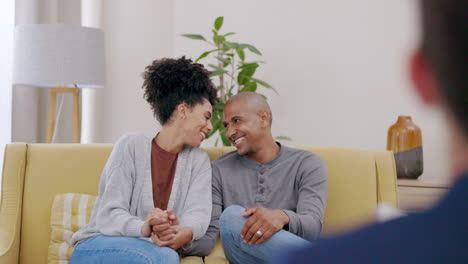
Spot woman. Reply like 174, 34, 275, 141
70, 57, 218, 263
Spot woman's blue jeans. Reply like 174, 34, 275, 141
220, 205, 312, 264
69, 235, 179, 264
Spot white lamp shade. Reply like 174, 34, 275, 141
13, 24, 105, 88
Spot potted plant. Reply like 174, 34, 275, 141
182, 16, 285, 146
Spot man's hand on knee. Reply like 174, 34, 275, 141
240, 207, 289, 245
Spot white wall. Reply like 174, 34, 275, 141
0, 0, 15, 185
11, 0, 448, 181
81, 0, 104, 143
172, 0, 449, 180
100, 0, 174, 142
97, 0, 449, 180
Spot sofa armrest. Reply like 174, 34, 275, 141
374, 150, 398, 206
0, 144, 27, 264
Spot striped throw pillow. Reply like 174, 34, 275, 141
48, 193, 97, 264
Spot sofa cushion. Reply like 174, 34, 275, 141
296, 147, 379, 234
48, 193, 96, 264
21, 144, 112, 264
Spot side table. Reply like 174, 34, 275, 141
397, 179, 451, 211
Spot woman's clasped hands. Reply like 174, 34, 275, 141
142, 208, 193, 250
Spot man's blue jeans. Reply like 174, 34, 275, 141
220, 205, 311, 264
69, 235, 179, 264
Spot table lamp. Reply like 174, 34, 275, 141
13, 24, 105, 143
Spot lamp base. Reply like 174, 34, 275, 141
47, 87, 80, 143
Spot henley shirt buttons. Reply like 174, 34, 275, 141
259, 188, 264, 194
259, 179, 264, 184
259, 169, 265, 175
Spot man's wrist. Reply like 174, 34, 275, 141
178, 240, 193, 254
277, 209, 290, 226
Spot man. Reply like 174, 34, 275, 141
271, 0, 468, 263
177, 92, 328, 263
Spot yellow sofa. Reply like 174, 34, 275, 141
0, 143, 398, 264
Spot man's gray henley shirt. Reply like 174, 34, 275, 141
179, 144, 328, 256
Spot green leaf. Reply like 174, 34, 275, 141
216, 56, 231, 67
181, 34, 206, 41
238, 62, 259, 70
237, 65, 257, 85
195, 51, 211, 62
251, 77, 271, 88
207, 117, 219, 138
212, 30, 225, 45
219, 127, 231, 146
196, 52, 210, 62
214, 101, 225, 111
237, 49, 245, 61
224, 42, 239, 50
238, 44, 249, 49
207, 111, 224, 139
223, 32, 236, 37
195, 49, 219, 62
239, 81, 257, 92
251, 77, 278, 94
275, 136, 292, 141
214, 16, 224, 31
208, 64, 227, 71
212, 31, 218, 44
210, 69, 228, 77
225, 53, 234, 57
207, 128, 217, 138
207, 131, 216, 138
245, 44, 262, 55
238, 60, 265, 66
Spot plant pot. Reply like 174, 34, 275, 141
387, 116, 424, 179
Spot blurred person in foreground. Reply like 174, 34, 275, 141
270, 0, 467, 263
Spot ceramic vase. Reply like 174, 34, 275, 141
387, 116, 424, 179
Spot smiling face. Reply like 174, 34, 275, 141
223, 100, 267, 157
181, 98, 213, 147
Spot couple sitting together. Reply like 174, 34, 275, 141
69, 57, 328, 264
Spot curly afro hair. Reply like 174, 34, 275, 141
142, 56, 218, 125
